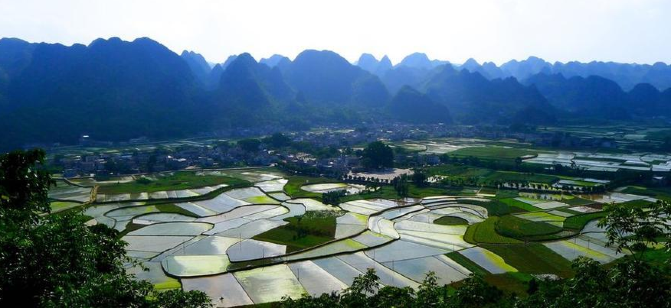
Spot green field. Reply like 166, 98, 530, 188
449, 146, 538, 161
98, 171, 250, 194
445, 252, 489, 276
496, 215, 563, 239
434, 216, 469, 225
562, 197, 595, 206
464, 217, 523, 244
481, 244, 573, 277
283, 176, 337, 199
426, 164, 493, 178
50, 201, 83, 212
500, 198, 538, 212
562, 212, 607, 230
154, 203, 198, 217
253, 211, 339, 252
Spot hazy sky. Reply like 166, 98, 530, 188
1, 0, 669, 65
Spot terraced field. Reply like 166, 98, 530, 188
58, 167, 645, 307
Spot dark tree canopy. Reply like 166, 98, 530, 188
237, 138, 262, 152
263, 132, 293, 148
361, 141, 393, 169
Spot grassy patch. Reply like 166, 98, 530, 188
481, 244, 573, 277
496, 215, 563, 239
562, 197, 595, 206
153, 279, 181, 290
464, 199, 523, 216
445, 252, 489, 276
155, 203, 198, 217
253, 211, 340, 252
426, 164, 493, 178
434, 216, 469, 226
50, 201, 83, 213
98, 171, 250, 194
449, 147, 538, 161
464, 217, 523, 244
500, 198, 538, 212
637, 249, 671, 267
562, 199, 653, 231
562, 212, 606, 230
620, 199, 655, 208
284, 176, 337, 199
495, 190, 519, 199
482, 171, 558, 185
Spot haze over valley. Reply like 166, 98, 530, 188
1, 37, 671, 150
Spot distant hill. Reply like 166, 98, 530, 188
181, 50, 212, 88
0, 37, 205, 149
260, 54, 290, 68
380, 66, 431, 95
217, 53, 294, 106
525, 73, 671, 119
355, 53, 392, 76
1, 36, 671, 150
282, 50, 389, 106
423, 65, 555, 124
388, 86, 452, 123
397, 53, 447, 70
459, 56, 671, 91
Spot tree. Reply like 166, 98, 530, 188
412, 171, 428, 187
237, 138, 261, 152
322, 190, 346, 206
519, 257, 671, 308
393, 175, 409, 198
263, 133, 293, 148
361, 141, 393, 169
0, 149, 211, 307
599, 200, 671, 258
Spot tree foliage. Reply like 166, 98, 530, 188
393, 174, 410, 197
361, 141, 393, 169
600, 200, 671, 256
237, 138, 262, 152
322, 190, 346, 206
0, 149, 211, 307
411, 171, 428, 187
263, 132, 293, 148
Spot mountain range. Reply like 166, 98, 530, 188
0, 37, 670, 150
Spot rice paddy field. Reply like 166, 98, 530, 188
55, 166, 661, 307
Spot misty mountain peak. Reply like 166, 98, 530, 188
398, 52, 432, 70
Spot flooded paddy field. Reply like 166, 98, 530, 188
48, 166, 656, 306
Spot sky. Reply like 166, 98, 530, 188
0, 0, 670, 65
